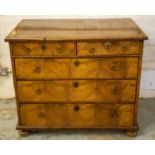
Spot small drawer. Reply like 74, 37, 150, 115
20, 103, 134, 127
12, 41, 76, 56
17, 80, 136, 103
77, 41, 140, 56
15, 57, 138, 79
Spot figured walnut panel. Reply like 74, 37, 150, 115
77, 41, 140, 56
72, 57, 138, 79
17, 80, 136, 102
20, 103, 134, 127
94, 104, 134, 126
15, 58, 72, 79
15, 57, 138, 79
12, 42, 76, 56
20, 104, 94, 127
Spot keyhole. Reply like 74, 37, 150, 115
74, 106, 80, 111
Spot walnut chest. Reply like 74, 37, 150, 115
5, 19, 148, 137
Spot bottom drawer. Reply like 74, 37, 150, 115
20, 103, 134, 127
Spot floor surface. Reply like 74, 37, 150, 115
0, 98, 155, 140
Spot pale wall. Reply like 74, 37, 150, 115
0, 15, 155, 99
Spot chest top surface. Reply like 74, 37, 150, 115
5, 18, 148, 41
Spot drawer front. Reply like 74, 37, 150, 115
15, 58, 72, 79
12, 42, 76, 56
15, 57, 138, 79
20, 103, 134, 127
77, 41, 140, 56
17, 80, 136, 103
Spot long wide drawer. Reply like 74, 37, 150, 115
77, 41, 140, 56
12, 41, 76, 56
15, 57, 138, 79
20, 103, 134, 127
17, 80, 136, 103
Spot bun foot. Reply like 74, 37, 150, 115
126, 130, 137, 137
18, 130, 30, 137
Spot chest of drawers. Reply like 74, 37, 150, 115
5, 19, 148, 137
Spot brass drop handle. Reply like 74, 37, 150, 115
74, 60, 80, 67
89, 48, 96, 54
74, 105, 80, 111
40, 43, 46, 50
122, 46, 128, 51
38, 112, 45, 118
73, 81, 79, 88
25, 47, 32, 54
112, 61, 120, 71
112, 86, 120, 94
34, 66, 41, 73
36, 88, 42, 95
112, 65, 119, 71
57, 47, 63, 53
104, 42, 111, 49
109, 109, 118, 118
